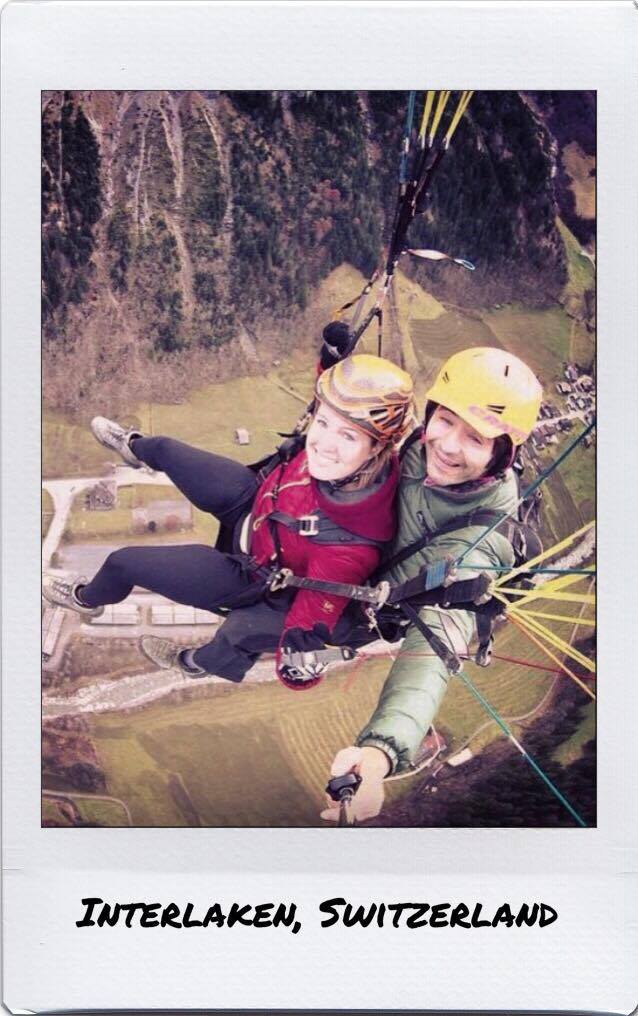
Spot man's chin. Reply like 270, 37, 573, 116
428, 465, 463, 486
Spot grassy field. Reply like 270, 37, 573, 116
553, 701, 595, 765
556, 217, 595, 333
42, 792, 133, 826
482, 305, 571, 383
562, 144, 596, 222
84, 605, 577, 828
410, 310, 502, 382
63, 483, 219, 547
43, 372, 308, 480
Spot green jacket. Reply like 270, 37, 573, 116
356, 439, 519, 774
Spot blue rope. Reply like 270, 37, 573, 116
399, 91, 416, 187
457, 564, 595, 577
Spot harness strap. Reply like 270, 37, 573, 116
248, 433, 306, 484
268, 566, 494, 611
385, 570, 491, 608
400, 602, 463, 674
398, 425, 424, 461
266, 509, 388, 549
269, 568, 390, 605
376, 508, 508, 578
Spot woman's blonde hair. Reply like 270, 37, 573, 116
340, 440, 395, 491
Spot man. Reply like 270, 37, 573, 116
318, 328, 542, 823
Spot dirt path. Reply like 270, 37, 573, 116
159, 92, 185, 202
132, 115, 148, 234
43, 788, 132, 825
165, 209, 195, 329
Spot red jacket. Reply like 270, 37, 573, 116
249, 449, 399, 635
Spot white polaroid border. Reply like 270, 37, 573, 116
2, 2, 637, 1013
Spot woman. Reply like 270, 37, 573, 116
43, 355, 415, 688
321, 346, 543, 821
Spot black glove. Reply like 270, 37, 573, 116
282, 624, 332, 653
320, 321, 352, 369
278, 624, 333, 691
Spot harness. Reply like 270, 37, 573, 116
268, 430, 544, 673
209, 434, 389, 616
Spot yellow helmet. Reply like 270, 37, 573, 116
425, 347, 542, 445
316, 354, 415, 443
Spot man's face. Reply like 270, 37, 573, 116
424, 405, 495, 486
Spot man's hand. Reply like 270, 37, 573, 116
320, 745, 391, 823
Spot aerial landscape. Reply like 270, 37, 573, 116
41, 90, 596, 827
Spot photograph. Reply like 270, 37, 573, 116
40, 87, 596, 829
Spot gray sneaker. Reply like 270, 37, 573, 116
140, 636, 206, 677
90, 416, 143, 468
43, 575, 104, 619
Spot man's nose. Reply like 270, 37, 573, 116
439, 426, 462, 454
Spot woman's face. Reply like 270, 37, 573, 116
424, 405, 495, 486
306, 402, 377, 482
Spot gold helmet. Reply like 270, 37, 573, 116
316, 354, 415, 443
426, 347, 542, 445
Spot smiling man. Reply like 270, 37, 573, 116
323, 347, 543, 823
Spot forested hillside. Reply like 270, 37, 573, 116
42, 90, 595, 412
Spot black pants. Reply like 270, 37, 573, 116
79, 437, 290, 680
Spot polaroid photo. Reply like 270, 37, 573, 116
2, 1, 637, 1012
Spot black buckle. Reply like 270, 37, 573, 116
298, 514, 320, 537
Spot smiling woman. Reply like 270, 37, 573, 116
306, 403, 377, 484
43, 353, 415, 692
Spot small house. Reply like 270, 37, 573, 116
85, 480, 117, 511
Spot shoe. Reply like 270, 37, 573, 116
140, 636, 206, 678
43, 575, 104, 619
90, 416, 143, 468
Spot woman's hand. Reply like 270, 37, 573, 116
320, 745, 391, 823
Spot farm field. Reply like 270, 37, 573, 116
561, 147, 596, 222
482, 304, 571, 384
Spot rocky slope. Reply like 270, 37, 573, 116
42, 90, 595, 412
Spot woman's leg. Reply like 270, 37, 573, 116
131, 436, 259, 524
78, 544, 251, 609
190, 600, 287, 682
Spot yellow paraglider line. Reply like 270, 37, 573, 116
428, 90, 451, 144
505, 606, 595, 673
493, 521, 594, 589
498, 588, 596, 606
506, 613, 596, 701
513, 609, 595, 627
418, 91, 435, 144
444, 90, 474, 145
